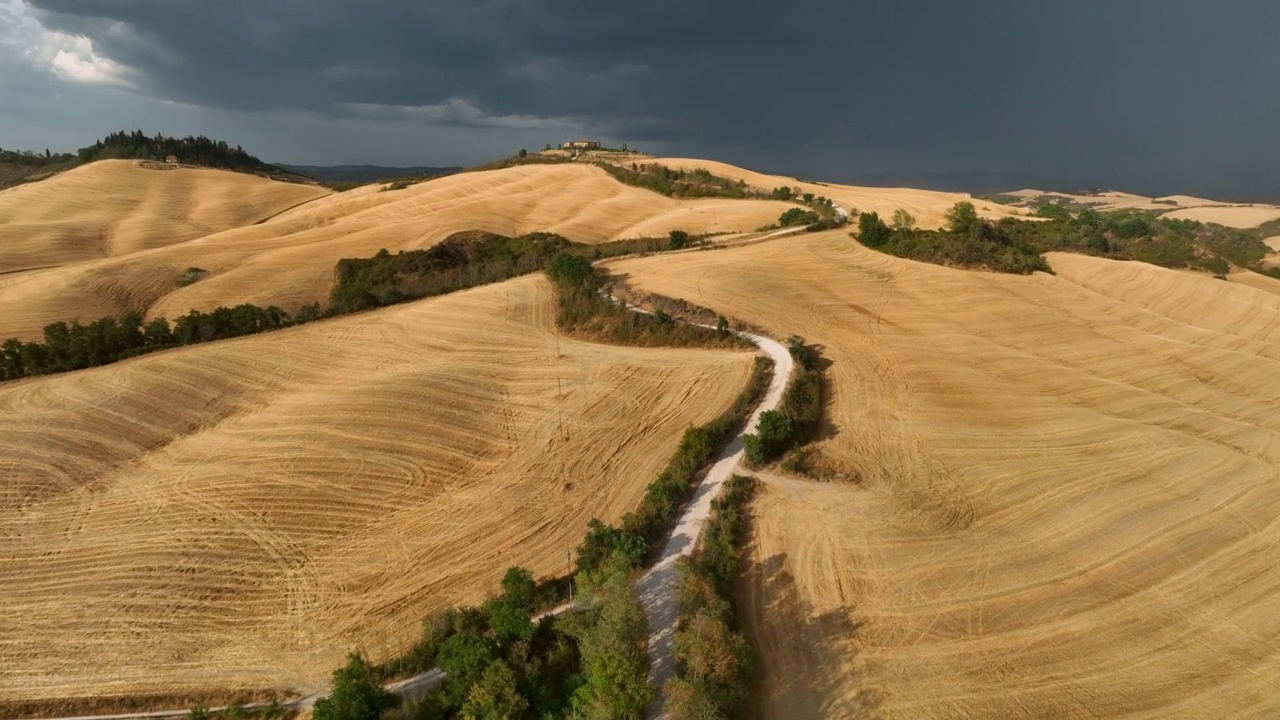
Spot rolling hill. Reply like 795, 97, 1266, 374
606, 232, 1280, 719
6, 148, 1280, 718
0, 160, 800, 341
0, 274, 756, 709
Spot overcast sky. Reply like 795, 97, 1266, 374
2, 0, 1277, 198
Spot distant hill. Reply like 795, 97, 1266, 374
1, 132, 318, 189
276, 164, 463, 184
0, 148, 79, 189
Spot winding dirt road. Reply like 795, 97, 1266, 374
637, 330, 793, 719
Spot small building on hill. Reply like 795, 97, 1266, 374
164, 155, 179, 164
562, 140, 600, 149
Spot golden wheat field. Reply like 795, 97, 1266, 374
652, 157, 1025, 228
609, 235, 1280, 719
0, 274, 755, 707
0, 162, 797, 341
0, 160, 330, 272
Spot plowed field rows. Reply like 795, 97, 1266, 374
0, 275, 754, 705
610, 235, 1280, 718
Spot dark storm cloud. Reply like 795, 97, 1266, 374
16, 0, 1280, 197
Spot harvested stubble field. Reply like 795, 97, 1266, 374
608, 234, 1280, 718
652, 157, 1025, 229
0, 161, 796, 341
0, 274, 756, 709
0, 160, 330, 272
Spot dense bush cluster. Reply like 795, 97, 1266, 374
744, 336, 825, 467
778, 208, 820, 227
858, 199, 1276, 277
856, 202, 1052, 275
77, 130, 270, 171
331, 232, 573, 313
0, 305, 298, 380
1, 232, 678, 383
1002, 206, 1269, 275
545, 251, 749, 350
665, 475, 756, 720
316, 566, 585, 720
596, 162, 752, 199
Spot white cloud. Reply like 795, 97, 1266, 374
0, 0, 130, 85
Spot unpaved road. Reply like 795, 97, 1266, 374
637, 331, 793, 718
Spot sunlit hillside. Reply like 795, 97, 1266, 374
0, 161, 799, 340
0, 160, 330, 272
608, 233, 1280, 719
0, 275, 755, 706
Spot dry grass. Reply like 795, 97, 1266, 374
0, 160, 329, 272
609, 234, 1280, 719
652, 157, 1025, 229
1160, 205, 1280, 229
0, 274, 755, 707
0, 162, 794, 341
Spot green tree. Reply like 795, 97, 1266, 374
668, 229, 691, 250
778, 208, 820, 227
716, 316, 730, 338
743, 410, 794, 466
312, 653, 395, 720
569, 572, 655, 719
500, 566, 536, 610
437, 631, 497, 707
857, 211, 892, 247
485, 597, 536, 645
1033, 203, 1071, 221
891, 208, 916, 231
945, 201, 981, 235
459, 660, 529, 720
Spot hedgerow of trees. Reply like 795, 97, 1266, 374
855, 201, 1051, 275
76, 130, 272, 171
545, 251, 749, 350
856, 199, 1277, 277
572, 354, 771, 576
665, 475, 756, 720
595, 162, 752, 199
0, 232, 678, 383
324, 355, 772, 719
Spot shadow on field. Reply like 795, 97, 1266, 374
737, 543, 882, 720
809, 343, 841, 443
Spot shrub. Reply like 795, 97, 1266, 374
857, 211, 892, 247
743, 410, 794, 466
312, 654, 395, 720
175, 267, 208, 287
669, 229, 692, 250
1033, 203, 1071, 221
946, 201, 981, 235
778, 208, 820, 227
665, 476, 756, 720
